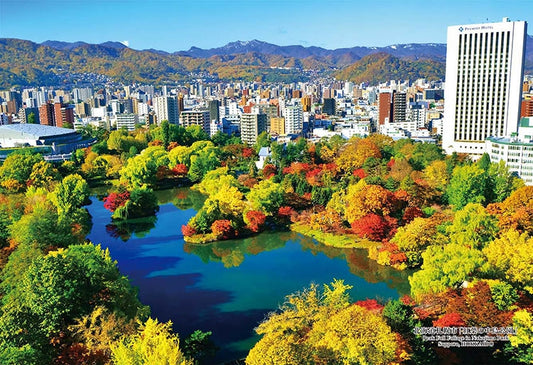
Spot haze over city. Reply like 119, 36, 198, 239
1, 0, 531, 51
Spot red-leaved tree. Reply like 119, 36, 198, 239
103, 191, 130, 213
433, 312, 466, 327
354, 299, 384, 312
181, 224, 197, 237
245, 210, 266, 233
211, 220, 235, 240
351, 213, 396, 241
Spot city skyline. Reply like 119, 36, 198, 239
0, 0, 531, 52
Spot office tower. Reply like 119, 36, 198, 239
180, 110, 210, 133
393, 92, 407, 122
284, 105, 303, 135
442, 18, 527, 155
240, 113, 267, 145
178, 93, 185, 113
115, 113, 139, 131
378, 92, 392, 125
209, 100, 221, 122
323, 98, 335, 116
153, 95, 179, 125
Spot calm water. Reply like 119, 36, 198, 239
86, 187, 411, 363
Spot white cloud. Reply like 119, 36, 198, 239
120, 40, 130, 47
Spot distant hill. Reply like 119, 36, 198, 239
0, 36, 530, 88
334, 53, 446, 84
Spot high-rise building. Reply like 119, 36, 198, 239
39, 102, 54, 126
180, 110, 210, 133
54, 102, 74, 128
521, 99, 533, 118
240, 113, 267, 145
153, 96, 179, 125
443, 18, 527, 155
393, 92, 407, 122
284, 105, 303, 135
209, 100, 220, 122
378, 92, 392, 125
270, 117, 286, 136
323, 98, 335, 116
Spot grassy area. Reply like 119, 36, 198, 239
290, 223, 376, 249
183, 233, 218, 244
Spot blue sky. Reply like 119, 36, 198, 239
0, 0, 530, 52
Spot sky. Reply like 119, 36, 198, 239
0, 0, 530, 52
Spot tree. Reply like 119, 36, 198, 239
335, 137, 381, 172
486, 160, 523, 203
351, 213, 396, 241
247, 280, 397, 365
49, 174, 89, 221
447, 203, 498, 249
506, 310, 533, 364
28, 161, 59, 189
483, 229, 533, 293
120, 146, 169, 188
490, 186, 533, 235
0, 152, 43, 192
112, 186, 159, 220
27, 112, 36, 124
391, 217, 443, 267
110, 318, 193, 365
0, 243, 145, 362
244, 210, 266, 233
246, 179, 284, 215
409, 244, 485, 298
344, 180, 398, 223
211, 219, 235, 240
446, 164, 488, 210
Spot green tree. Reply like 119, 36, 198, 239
246, 179, 284, 215
506, 310, 533, 364
27, 112, 36, 124
0, 152, 43, 192
447, 203, 498, 249
446, 164, 488, 210
409, 244, 485, 298
120, 146, 169, 188
49, 174, 89, 220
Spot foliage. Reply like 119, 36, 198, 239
446, 164, 488, 210
390, 216, 443, 267
246, 179, 284, 215
182, 330, 216, 363
104, 191, 131, 213
112, 186, 159, 220
110, 317, 193, 365
244, 210, 266, 233
351, 213, 396, 241
246, 280, 397, 365
49, 174, 89, 221
0, 243, 145, 362
28, 160, 60, 189
210, 219, 236, 240
382, 299, 416, 334
506, 310, 533, 364
120, 146, 169, 188
0, 152, 43, 192
335, 137, 381, 172
483, 229, 533, 293
489, 186, 533, 235
433, 312, 466, 327
409, 244, 485, 298
447, 203, 498, 249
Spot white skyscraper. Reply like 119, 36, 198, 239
153, 96, 179, 125
442, 18, 527, 156
284, 105, 303, 135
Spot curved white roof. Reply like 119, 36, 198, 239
0, 124, 76, 139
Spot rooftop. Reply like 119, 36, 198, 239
0, 124, 76, 139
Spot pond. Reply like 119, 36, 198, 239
86, 187, 412, 364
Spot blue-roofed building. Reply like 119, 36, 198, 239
0, 124, 95, 159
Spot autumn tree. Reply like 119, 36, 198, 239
246, 280, 397, 365
246, 179, 284, 215
335, 137, 381, 173
110, 318, 193, 365
409, 244, 485, 298
483, 229, 533, 293
0, 152, 43, 192
447, 203, 498, 249
49, 174, 89, 221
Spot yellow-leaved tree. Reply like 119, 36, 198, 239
111, 317, 193, 365
246, 280, 397, 365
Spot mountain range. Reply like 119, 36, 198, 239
0, 37, 531, 88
